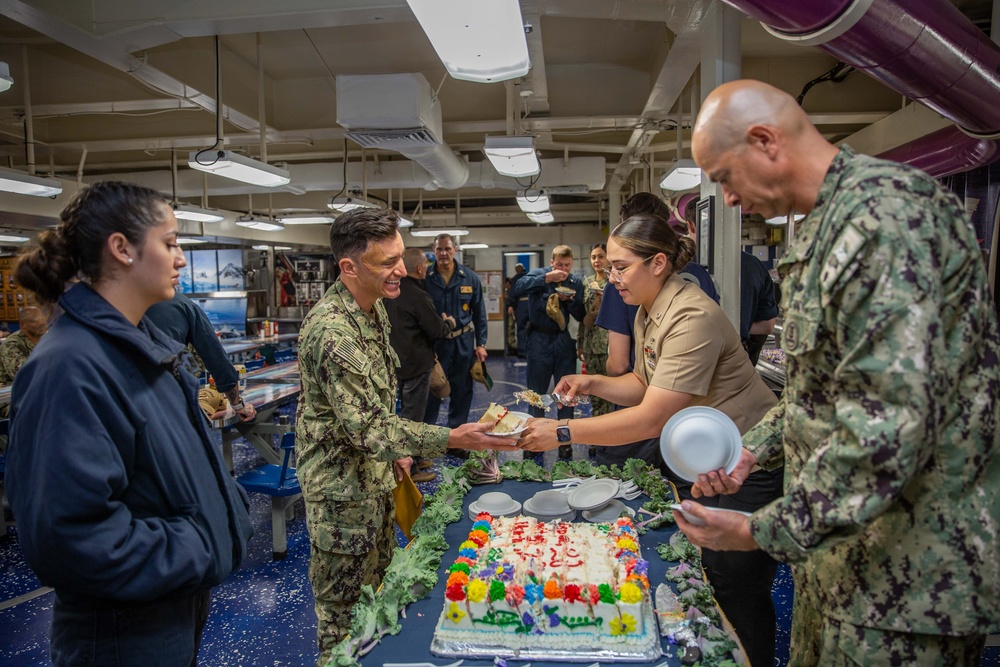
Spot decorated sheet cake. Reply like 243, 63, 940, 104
430, 513, 661, 661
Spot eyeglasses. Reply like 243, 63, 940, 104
606, 254, 655, 282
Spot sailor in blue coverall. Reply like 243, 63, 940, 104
423, 234, 488, 430
509, 246, 586, 423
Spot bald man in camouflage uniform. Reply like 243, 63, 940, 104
679, 80, 999, 666
295, 208, 516, 665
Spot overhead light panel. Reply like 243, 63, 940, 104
461, 243, 489, 249
526, 211, 554, 224
277, 213, 336, 225
516, 191, 550, 213
409, 228, 470, 237
0, 62, 12, 92
405, 0, 530, 83
235, 216, 285, 232
327, 195, 378, 212
659, 159, 702, 191
0, 167, 63, 197
485, 136, 540, 177
0, 234, 30, 243
177, 238, 208, 245
396, 214, 414, 229
172, 203, 225, 223
188, 150, 291, 188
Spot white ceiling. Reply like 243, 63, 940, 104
0, 0, 993, 248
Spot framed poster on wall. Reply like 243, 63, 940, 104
481, 270, 504, 320
696, 196, 715, 273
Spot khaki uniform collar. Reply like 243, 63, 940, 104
642, 273, 688, 327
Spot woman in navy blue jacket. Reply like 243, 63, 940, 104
6, 182, 253, 666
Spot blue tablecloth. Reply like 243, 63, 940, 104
362, 479, 686, 666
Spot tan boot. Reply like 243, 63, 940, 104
411, 470, 436, 483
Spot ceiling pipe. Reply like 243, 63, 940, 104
720, 0, 1000, 176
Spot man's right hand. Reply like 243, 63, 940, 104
447, 422, 519, 451
545, 269, 569, 283
691, 448, 756, 497
442, 312, 456, 329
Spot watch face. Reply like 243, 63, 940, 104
557, 425, 571, 443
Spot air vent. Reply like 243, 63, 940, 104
344, 127, 442, 150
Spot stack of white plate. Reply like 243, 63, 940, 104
565, 479, 635, 523
523, 489, 576, 522
467, 491, 522, 521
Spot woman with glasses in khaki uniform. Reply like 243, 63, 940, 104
520, 212, 783, 667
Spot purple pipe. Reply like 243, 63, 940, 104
876, 127, 1000, 177
721, 0, 1000, 173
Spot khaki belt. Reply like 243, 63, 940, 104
446, 322, 474, 339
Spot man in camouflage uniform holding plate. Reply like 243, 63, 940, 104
295, 208, 517, 665
677, 79, 999, 666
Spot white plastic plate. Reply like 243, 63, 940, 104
659, 406, 742, 482
566, 478, 619, 511
581, 499, 636, 523
484, 411, 530, 437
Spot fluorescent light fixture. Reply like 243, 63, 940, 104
484, 136, 540, 177
460, 243, 489, 249
0, 62, 12, 92
188, 150, 291, 188
235, 216, 285, 232
659, 159, 702, 191
327, 195, 378, 212
765, 212, 806, 225
172, 203, 225, 223
277, 213, 336, 225
177, 238, 208, 245
0, 234, 30, 243
526, 211, 554, 223
0, 167, 63, 197
516, 191, 549, 213
409, 228, 470, 237
406, 0, 530, 83
252, 245, 270, 250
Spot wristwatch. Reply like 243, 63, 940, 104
556, 420, 572, 444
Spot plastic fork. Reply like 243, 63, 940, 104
552, 475, 596, 488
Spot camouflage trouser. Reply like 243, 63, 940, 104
304, 493, 396, 666
789, 571, 986, 667
581, 352, 613, 417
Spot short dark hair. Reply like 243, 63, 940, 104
434, 233, 457, 248
329, 208, 399, 263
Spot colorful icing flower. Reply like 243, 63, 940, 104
496, 562, 514, 582
598, 583, 616, 604
610, 612, 637, 635
489, 580, 506, 602
446, 571, 469, 587
633, 559, 649, 576
616, 537, 638, 552
544, 605, 561, 627
522, 611, 535, 629
458, 548, 477, 560
454, 556, 476, 568
449, 561, 470, 575
446, 602, 467, 624
619, 582, 643, 604
467, 579, 488, 603
562, 583, 582, 603
475, 512, 494, 522
616, 517, 633, 528
524, 583, 544, 605
616, 549, 638, 561
467, 531, 488, 548
543, 579, 562, 600
459, 540, 479, 551
446, 583, 466, 601
506, 584, 525, 606
627, 573, 650, 589
587, 584, 601, 605
472, 519, 492, 532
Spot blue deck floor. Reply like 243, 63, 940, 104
2, 354, 998, 665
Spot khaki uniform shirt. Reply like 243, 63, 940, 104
743, 146, 1000, 634
295, 280, 450, 503
633, 273, 776, 434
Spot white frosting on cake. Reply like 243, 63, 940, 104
434, 513, 654, 651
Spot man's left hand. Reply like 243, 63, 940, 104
475, 345, 488, 362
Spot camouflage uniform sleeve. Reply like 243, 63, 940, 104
741, 399, 785, 470
750, 197, 945, 563
313, 323, 450, 461
0, 334, 29, 386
